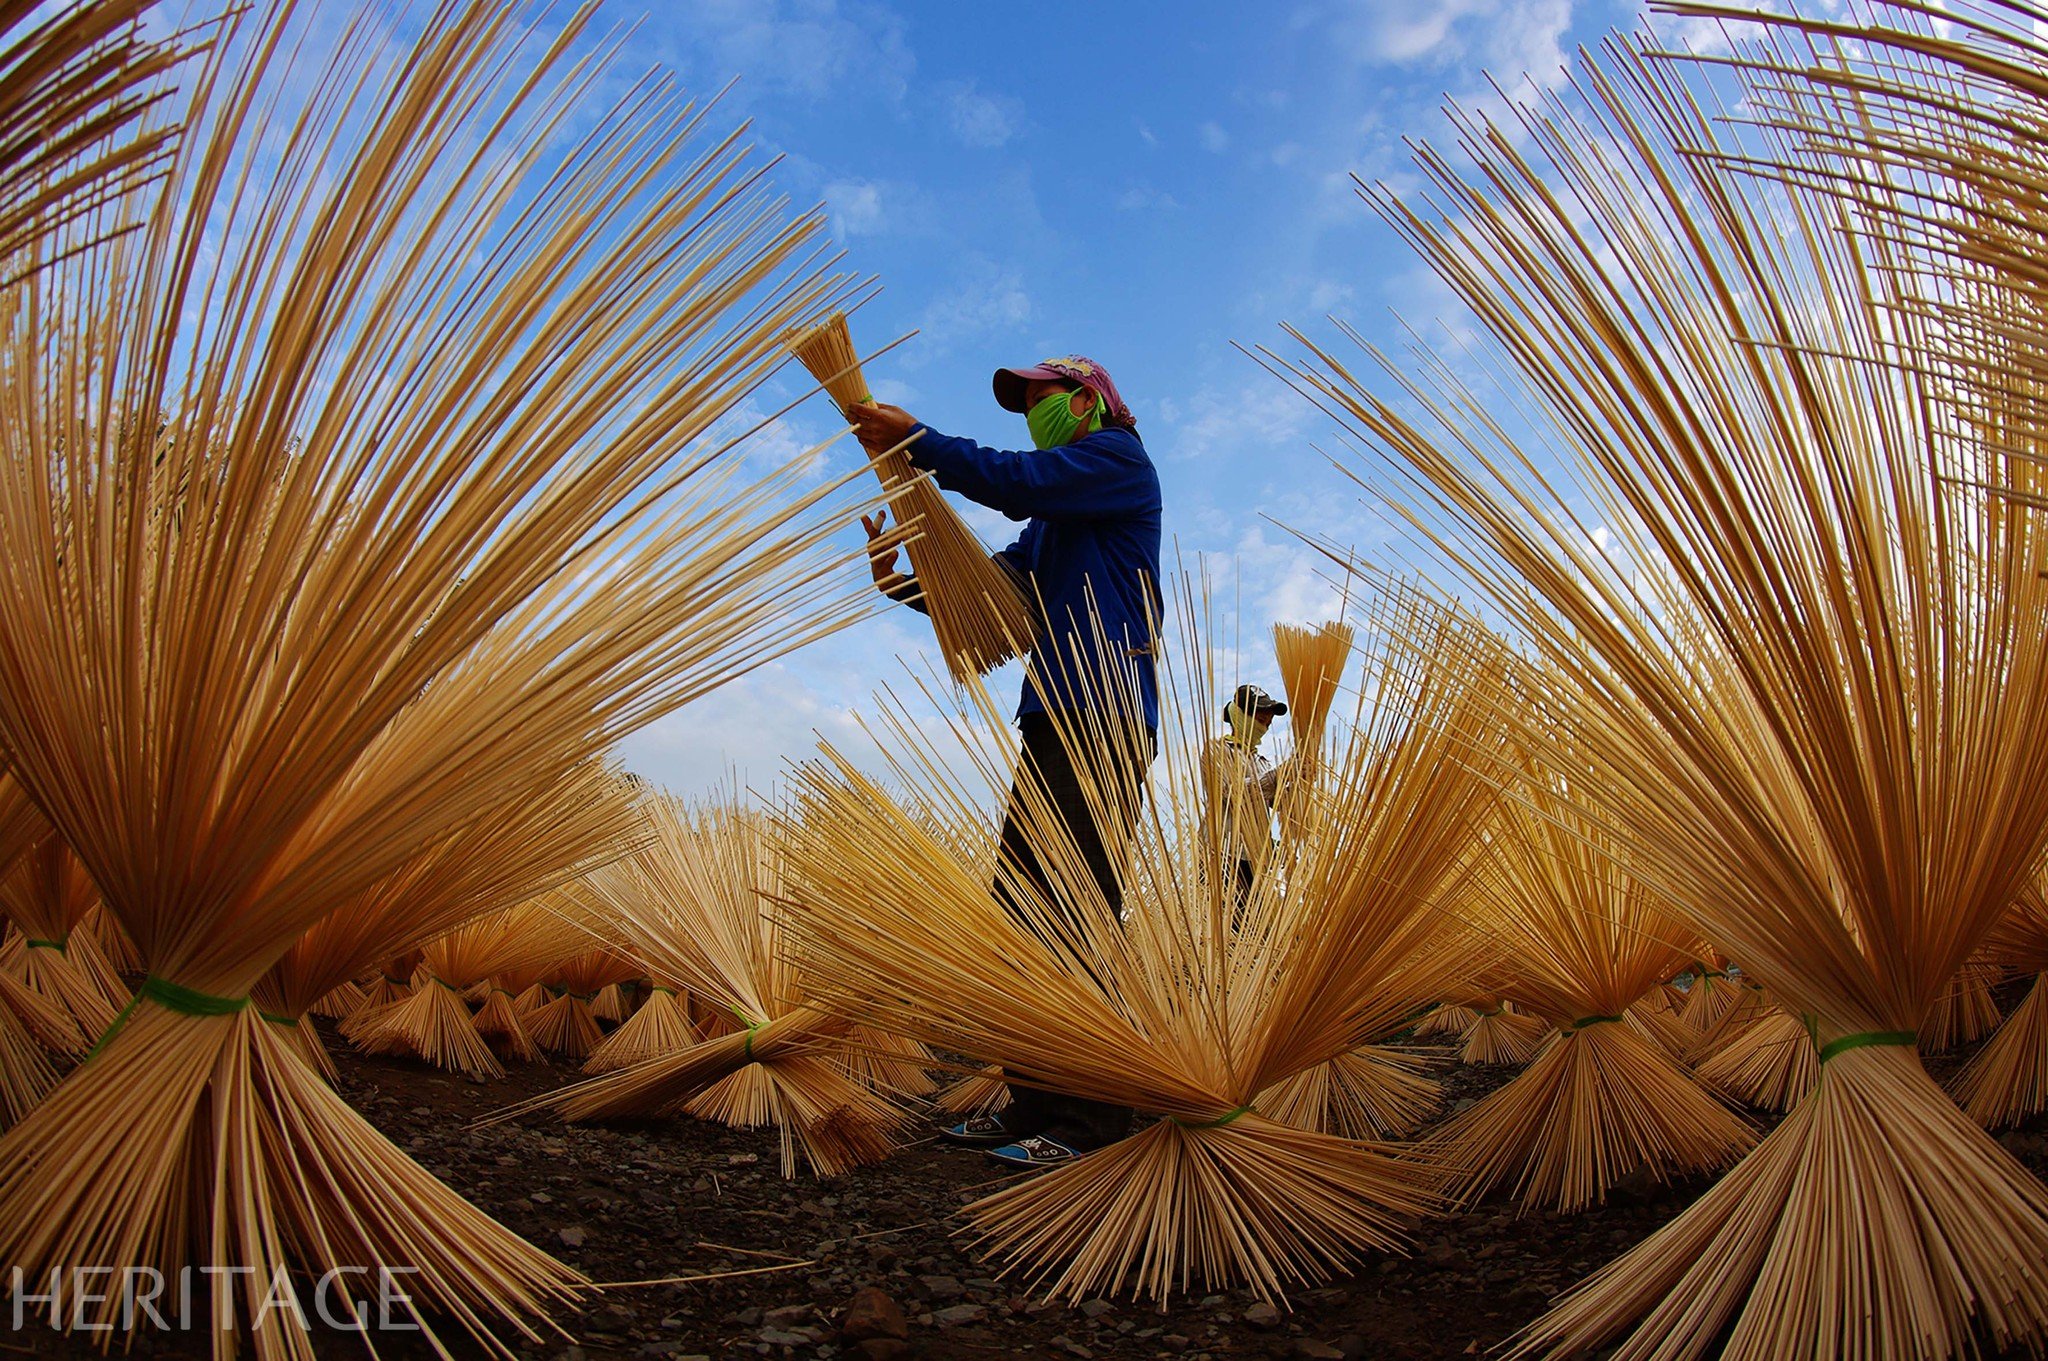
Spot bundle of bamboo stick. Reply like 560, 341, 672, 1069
0, 2, 881, 1354
775, 580, 1511, 1302
499, 798, 902, 1179
1420, 741, 1753, 1212
786, 312, 1037, 682
1953, 880, 2048, 1127
1270, 16, 2048, 1356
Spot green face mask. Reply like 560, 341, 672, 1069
1026, 388, 1102, 450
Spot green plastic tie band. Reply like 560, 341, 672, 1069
1817, 1030, 1917, 1064
1172, 1105, 1254, 1130
24, 936, 66, 952
88, 976, 250, 1061
1569, 1014, 1623, 1031
741, 1020, 765, 1059
650, 985, 678, 997
259, 1011, 299, 1028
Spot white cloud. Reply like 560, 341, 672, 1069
1137, 120, 1159, 146
1198, 120, 1231, 153
912, 257, 1033, 359
661, 0, 916, 103
822, 178, 887, 237
939, 80, 1024, 148
1115, 184, 1184, 212
1329, 0, 1575, 88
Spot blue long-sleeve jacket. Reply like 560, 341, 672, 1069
905, 422, 1163, 730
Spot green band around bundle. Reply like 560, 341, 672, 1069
1172, 1105, 1255, 1129
259, 1010, 299, 1028
651, 985, 677, 997
1569, 1014, 1623, 1031
742, 1020, 765, 1058
88, 975, 251, 1060
1818, 1029, 1917, 1064
431, 975, 461, 993
24, 936, 66, 952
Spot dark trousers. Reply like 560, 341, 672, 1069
994, 710, 1154, 1150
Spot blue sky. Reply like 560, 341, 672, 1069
614, 0, 1730, 797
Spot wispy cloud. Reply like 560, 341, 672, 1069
939, 79, 1024, 148
912, 256, 1033, 359
1115, 183, 1184, 212
664, 0, 916, 103
1198, 120, 1231, 153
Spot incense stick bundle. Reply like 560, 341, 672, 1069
1257, 1045, 1443, 1139
591, 981, 634, 1024
0, 1, 882, 1352
0, 832, 122, 1043
476, 981, 544, 1063
1457, 998, 1549, 1066
584, 981, 699, 1074
308, 979, 364, 1020
1421, 754, 1751, 1211
350, 905, 596, 1078
1919, 957, 2003, 1053
354, 959, 416, 1015
777, 581, 1510, 1302
935, 1063, 1013, 1116
840, 1024, 942, 1099
1951, 880, 2048, 1127
1270, 18, 2048, 1355
275, 760, 641, 1074
504, 800, 903, 1178
1676, 955, 1737, 1032
1273, 619, 1354, 773
0, 968, 58, 1127
1694, 1004, 1818, 1114
786, 312, 1037, 683
1414, 1001, 1480, 1037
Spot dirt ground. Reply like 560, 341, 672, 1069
8, 1018, 2047, 1361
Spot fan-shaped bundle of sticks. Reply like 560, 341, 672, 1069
0, 962, 61, 1126
353, 951, 421, 1016
591, 980, 636, 1024
1418, 744, 1752, 1212
1457, 995, 1549, 1066
1413, 1001, 1480, 1037
1676, 953, 1739, 1032
274, 760, 642, 1081
935, 1062, 1013, 1115
308, 979, 364, 1020
528, 948, 641, 1060
1270, 16, 2048, 1356
1952, 879, 2048, 1128
1693, 1000, 1818, 1115
584, 979, 699, 1074
786, 312, 1036, 683
352, 903, 602, 1080
0, 830, 123, 1046
0, 1, 881, 1353
1920, 954, 2004, 1053
501, 797, 902, 1178
1257, 1044, 1442, 1139
777, 579, 1512, 1304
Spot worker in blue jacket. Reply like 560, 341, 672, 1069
848, 354, 1162, 1169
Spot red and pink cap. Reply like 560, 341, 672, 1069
993, 355, 1135, 427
